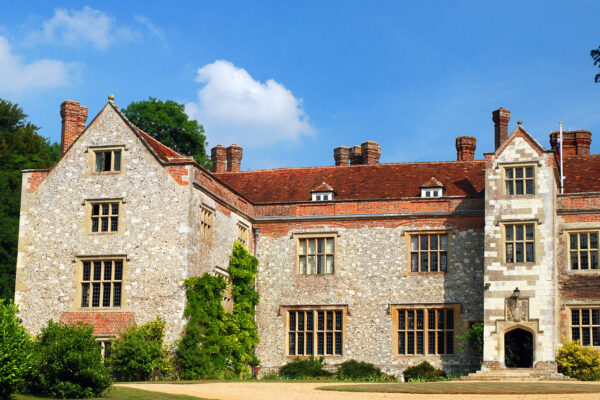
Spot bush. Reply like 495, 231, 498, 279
556, 340, 600, 381
336, 359, 393, 381
403, 361, 446, 382
457, 321, 483, 365
27, 321, 112, 398
108, 317, 173, 381
0, 300, 32, 400
279, 356, 333, 379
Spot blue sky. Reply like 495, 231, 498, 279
1, 1, 599, 170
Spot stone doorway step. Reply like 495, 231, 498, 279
459, 368, 573, 381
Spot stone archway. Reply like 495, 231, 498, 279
504, 328, 533, 368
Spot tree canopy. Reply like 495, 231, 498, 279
591, 46, 600, 82
0, 99, 59, 300
122, 97, 211, 168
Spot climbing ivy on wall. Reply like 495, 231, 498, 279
176, 242, 259, 379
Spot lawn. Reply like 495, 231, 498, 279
319, 381, 600, 394
14, 387, 206, 400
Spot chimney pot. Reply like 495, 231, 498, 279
360, 141, 381, 165
211, 145, 227, 173
226, 144, 243, 172
549, 130, 591, 156
60, 100, 88, 155
349, 145, 362, 165
333, 146, 350, 166
492, 108, 511, 150
455, 136, 477, 161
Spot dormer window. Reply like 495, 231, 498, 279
310, 182, 335, 202
419, 177, 444, 198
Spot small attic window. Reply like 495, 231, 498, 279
421, 188, 443, 198
312, 192, 334, 201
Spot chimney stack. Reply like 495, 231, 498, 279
226, 144, 243, 172
211, 145, 226, 173
360, 141, 381, 165
549, 130, 592, 156
492, 108, 511, 150
455, 136, 477, 161
333, 146, 350, 166
349, 146, 362, 165
60, 100, 88, 154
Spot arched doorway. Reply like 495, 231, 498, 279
504, 328, 533, 368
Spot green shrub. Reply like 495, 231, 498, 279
556, 340, 600, 381
279, 356, 333, 379
0, 300, 32, 400
108, 317, 173, 381
457, 321, 483, 365
27, 321, 112, 398
336, 359, 393, 381
403, 361, 446, 382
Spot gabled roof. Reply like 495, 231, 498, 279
420, 177, 444, 188
216, 161, 485, 203
495, 125, 545, 157
311, 182, 335, 192
562, 154, 600, 193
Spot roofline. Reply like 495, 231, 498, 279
252, 195, 483, 206
254, 209, 484, 223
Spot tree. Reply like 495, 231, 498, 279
591, 46, 600, 82
0, 99, 59, 300
0, 300, 32, 400
122, 98, 211, 168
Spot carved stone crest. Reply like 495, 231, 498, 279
506, 297, 529, 322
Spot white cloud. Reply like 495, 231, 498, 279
26, 6, 138, 50
134, 16, 167, 45
0, 36, 78, 93
185, 60, 313, 147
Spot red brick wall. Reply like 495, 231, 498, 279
60, 312, 135, 335
26, 171, 50, 193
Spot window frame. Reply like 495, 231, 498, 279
86, 200, 122, 235
311, 191, 334, 201
503, 223, 536, 264
420, 188, 443, 198
285, 307, 345, 358
504, 164, 535, 196
296, 234, 336, 275
569, 307, 600, 346
392, 305, 459, 357
567, 231, 599, 271
90, 146, 125, 174
78, 257, 126, 310
237, 222, 249, 247
200, 204, 214, 244
408, 231, 450, 273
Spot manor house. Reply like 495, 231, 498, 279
15, 96, 600, 377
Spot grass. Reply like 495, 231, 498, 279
14, 386, 206, 400
318, 381, 600, 394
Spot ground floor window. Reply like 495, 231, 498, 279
287, 309, 343, 356
571, 308, 600, 346
396, 307, 456, 355
96, 338, 113, 361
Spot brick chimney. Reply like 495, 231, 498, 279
333, 146, 350, 166
60, 100, 88, 154
226, 144, 243, 172
361, 141, 381, 165
211, 145, 226, 173
455, 136, 477, 161
549, 130, 592, 156
349, 146, 362, 165
492, 108, 511, 151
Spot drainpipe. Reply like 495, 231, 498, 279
251, 226, 260, 377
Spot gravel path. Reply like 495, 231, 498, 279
118, 382, 600, 400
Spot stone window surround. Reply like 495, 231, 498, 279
86, 145, 127, 175
280, 304, 348, 359
200, 203, 215, 244
237, 221, 249, 247
405, 229, 451, 275
497, 220, 540, 266
95, 335, 115, 360
390, 303, 461, 358
566, 230, 599, 271
568, 306, 600, 346
83, 198, 124, 235
294, 233, 337, 276
72, 255, 130, 312
494, 161, 541, 198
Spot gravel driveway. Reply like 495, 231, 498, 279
118, 382, 600, 400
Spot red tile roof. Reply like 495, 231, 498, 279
563, 155, 600, 193
216, 161, 485, 203
135, 128, 193, 162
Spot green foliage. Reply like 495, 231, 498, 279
403, 361, 447, 382
0, 98, 59, 300
278, 356, 333, 379
556, 340, 600, 381
108, 317, 172, 381
0, 300, 32, 400
176, 242, 259, 379
26, 321, 112, 398
592, 46, 600, 83
122, 98, 210, 168
457, 321, 484, 364
336, 359, 394, 382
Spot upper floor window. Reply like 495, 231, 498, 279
91, 202, 120, 233
298, 237, 335, 275
505, 224, 535, 263
396, 307, 455, 355
237, 222, 249, 247
288, 309, 343, 356
569, 232, 599, 270
505, 166, 534, 195
81, 259, 123, 308
421, 188, 443, 198
312, 192, 334, 201
95, 149, 121, 173
410, 233, 448, 272
571, 308, 600, 346
200, 205, 214, 243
